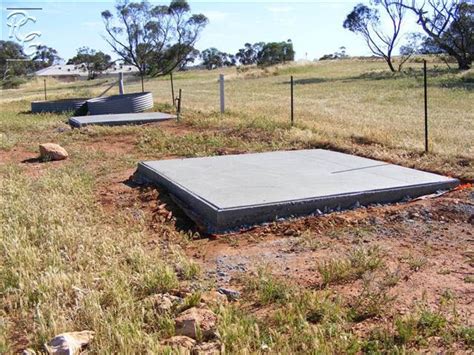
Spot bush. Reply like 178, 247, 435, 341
1, 76, 26, 89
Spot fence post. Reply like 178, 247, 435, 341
43, 78, 47, 100
423, 60, 428, 153
170, 72, 175, 106
219, 74, 225, 114
118, 72, 124, 95
290, 75, 294, 126
176, 88, 182, 122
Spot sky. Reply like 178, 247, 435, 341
1, 0, 422, 63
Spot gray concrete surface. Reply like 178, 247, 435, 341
69, 112, 176, 127
137, 149, 459, 233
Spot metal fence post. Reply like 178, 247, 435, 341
176, 88, 182, 122
118, 72, 124, 95
170, 72, 175, 106
219, 74, 225, 114
290, 75, 294, 126
423, 60, 428, 153
43, 78, 47, 100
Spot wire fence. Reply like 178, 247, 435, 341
26, 60, 473, 158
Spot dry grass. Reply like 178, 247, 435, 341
0, 58, 472, 353
2, 58, 471, 177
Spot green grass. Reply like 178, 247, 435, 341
318, 246, 384, 286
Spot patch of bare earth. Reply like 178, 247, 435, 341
187, 188, 474, 322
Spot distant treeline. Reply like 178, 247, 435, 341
199, 40, 295, 70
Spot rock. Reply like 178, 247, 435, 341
192, 341, 221, 355
201, 291, 228, 306
39, 143, 68, 161
44, 331, 94, 355
145, 293, 175, 313
175, 307, 217, 340
161, 335, 196, 351
217, 287, 241, 301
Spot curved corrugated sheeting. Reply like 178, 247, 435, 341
86, 92, 154, 115
31, 98, 89, 114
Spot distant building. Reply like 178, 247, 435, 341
34, 63, 138, 81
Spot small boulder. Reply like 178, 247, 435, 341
175, 307, 217, 340
161, 335, 196, 351
44, 331, 94, 355
201, 291, 228, 306
192, 341, 221, 355
39, 143, 68, 161
217, 287, 241, 301
145, 293, 175, 313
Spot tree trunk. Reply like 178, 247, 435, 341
385, 56, 396, 72
140, 73, 144, 92
457, 57, 471, 70
437, 43, 471, 71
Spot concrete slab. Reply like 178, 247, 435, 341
137, 149, 459, 233
69, 112, 176, 128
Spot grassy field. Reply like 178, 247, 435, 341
1, 58, 473, 353
3, 58, 473, 163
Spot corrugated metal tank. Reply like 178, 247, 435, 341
86, 92, 154, 115
31, 98, 89, 115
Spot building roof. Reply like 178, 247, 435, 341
35, 64, 139, 77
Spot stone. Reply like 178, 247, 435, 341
175, 307, 217, 340
217, 287, 241, 301
44, 331, 94, 355
39, 143, 68, 161
201, 291, 228, 306
145, 293, 182, 313
192, 341, 221, 355
161, 335, 196, 351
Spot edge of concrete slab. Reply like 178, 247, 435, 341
69, 112, 176, 128
136, 160, 460, 234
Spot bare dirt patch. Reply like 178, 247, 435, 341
186, 189, 474, 320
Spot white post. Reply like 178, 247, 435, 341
118, 72, 124, 95
219, 74, 225, 114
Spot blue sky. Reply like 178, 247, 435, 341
2, 0, 421, 62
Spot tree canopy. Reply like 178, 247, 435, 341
201, 48, 236, 69
256, 40, 295, 66
33, 45, 61, 67
101, 0, 208, 80
398, 0, 472, 70
343, 0, 407, 72
67, 47, 113, 79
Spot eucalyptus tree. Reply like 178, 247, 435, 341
343, 0, 407, 72
101, 0, 208, 90
398, 0, 472, 70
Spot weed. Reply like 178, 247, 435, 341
318, 246, 384, 286
401, 253, 428, 271
217, 306, 269, 352
177, 292, 202, 313
456, 327, 474, 347
244, 268, 292, 305
289, 229, 323, 251
464, 275, 474, 283
348, 274, 396, 321
418, 309, 447, 336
